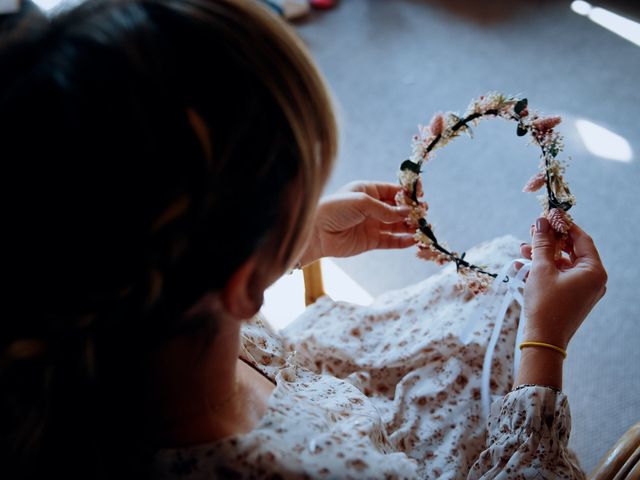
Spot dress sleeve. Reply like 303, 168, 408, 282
467, 385, 586, 479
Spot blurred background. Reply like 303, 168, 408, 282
13, 0, 640, 473
288, 0, 640, 473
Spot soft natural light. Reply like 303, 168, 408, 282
570, 1, 592, 16
261, 258, 373, 331
575, 119, 633, 163
571, 1, 640, 47
31, 0, 66, 10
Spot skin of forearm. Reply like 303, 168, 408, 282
514, 348, 564, 390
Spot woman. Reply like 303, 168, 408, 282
0, 0, 606, 478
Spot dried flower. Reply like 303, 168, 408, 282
430, 113, 445, 137
432, 250, 450, 265
414, 230, 432, 245
547, 208, 572, 234
457, 267, 492, 295
523, 172, 546, 193
394, 189, 413, 208
416, 245, 436, 261
532, 116, 561, 134
406, 201, 428, 226
400, 93, 573, 296
398, 168, 419, 190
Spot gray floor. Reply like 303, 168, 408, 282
295, 1, 640, 473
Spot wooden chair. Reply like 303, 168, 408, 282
302, 260, 327, 306
301, 261, 640, 479
590, 421, 640, 480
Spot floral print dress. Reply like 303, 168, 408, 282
153, 236, 585, 479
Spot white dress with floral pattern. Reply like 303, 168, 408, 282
153, 236, 585, 479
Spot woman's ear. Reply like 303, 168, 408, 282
220, 255, 265, 319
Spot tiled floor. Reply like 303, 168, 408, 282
295, 0, 640, 472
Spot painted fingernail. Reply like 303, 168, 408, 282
520, 242, 527, 247
536, 217, 550, 233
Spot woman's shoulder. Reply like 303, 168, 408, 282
238, 312, 290, 382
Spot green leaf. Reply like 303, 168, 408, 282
516, 124, 528, 136
514, 98, 528, 115
400, 159, 421, 173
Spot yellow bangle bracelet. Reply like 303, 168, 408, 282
519, 341, 567, 359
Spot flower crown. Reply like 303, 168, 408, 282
395, 92, 575, 294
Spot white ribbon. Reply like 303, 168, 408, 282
458, 257, 531, 421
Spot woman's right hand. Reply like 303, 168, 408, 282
514, 217, 607, 389
522, 217, 608, 350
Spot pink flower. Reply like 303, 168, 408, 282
547, 208, 571, 234
433, 250, 451, 266
416, 245, 436, 261
430, 113, 445, 137
416, 243, 450, 265
406, 201, 428, 226
522, 172, 546, 192
532, 116, 561, 133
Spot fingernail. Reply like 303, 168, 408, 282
520, 242, 526, 247
536, 217, 550, 233
396, 206, 412, 215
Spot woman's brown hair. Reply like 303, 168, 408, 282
0, 0, 337, 477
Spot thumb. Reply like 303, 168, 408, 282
531, 217, 557, 267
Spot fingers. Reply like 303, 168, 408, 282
531, 217, 558, 269
560, 235, 577, 264
373, 182, 404, 203
381, 219, 416, 234
568, 223, 603, 265
355, 193, 412, 224
567, 222, 608, 291
518, 242, 569, 276
342, 181, 403, 203
555, 256, 574, 271
376, 232, 415, 250
340, 181, 367, 194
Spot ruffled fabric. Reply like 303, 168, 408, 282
469, 386, 585, 479
153, 236, 584, 479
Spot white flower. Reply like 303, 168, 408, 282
398, 169, 419, 189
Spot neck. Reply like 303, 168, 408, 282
145, 306, 277, 448
146, 312, 245, 447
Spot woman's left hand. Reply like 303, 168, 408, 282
299, 181, 416, 266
